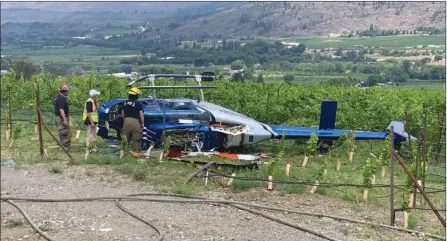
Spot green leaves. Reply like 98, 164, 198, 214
362, 158, 377, 187
0, 73, 445, 139
306, 133, 318, 156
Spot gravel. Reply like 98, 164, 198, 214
1, 164, 439, 241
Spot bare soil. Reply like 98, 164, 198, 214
1, 164, 443, 241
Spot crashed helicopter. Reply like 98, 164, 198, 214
97, 73, 415, 152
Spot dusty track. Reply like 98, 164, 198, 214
1, 164, 442, 241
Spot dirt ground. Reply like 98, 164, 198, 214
1, 164, 444, 241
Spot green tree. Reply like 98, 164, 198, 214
292, 44, 306, 54
122, 65, 132, 74
8, 59, 36, 81
256, 73, 264, 83
231, 60, 245, 70
243, 68, 254, 81
335, 63, 345, 73
366, 75, 378, 86
283, 73, 295, 82
140, 49, 147, 57
402, 60, 411, 73
386, 66, 409, 83
334, 49, 343, 57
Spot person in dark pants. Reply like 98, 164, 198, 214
54, 84, 72, 150
121, 87, 144, 152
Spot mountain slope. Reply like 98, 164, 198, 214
160, 2, 446, 38
1, 2, 445, 38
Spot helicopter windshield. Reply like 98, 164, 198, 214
169, 98, 197, 111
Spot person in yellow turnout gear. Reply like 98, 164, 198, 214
121, 87, 144, 152
83, 89, 100, 150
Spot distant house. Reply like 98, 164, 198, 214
72, 36, 86, 39
329, 33, 341, 38
109, 72, 139, 79
416, 45, 423, 49
1, 70, 9, 75
281, 42, 300, 49
253, 63, 262, 69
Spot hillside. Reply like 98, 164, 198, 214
1, 2, 445, 39
159, 1, 446, 38
0, 2, 239, 23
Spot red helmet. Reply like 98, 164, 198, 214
59, 84, 72, 92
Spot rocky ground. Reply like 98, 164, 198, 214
1, 164, 444, 241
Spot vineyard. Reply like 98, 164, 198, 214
1, 70, 445, 140
1, 71, 446, 236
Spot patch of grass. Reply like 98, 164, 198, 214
114, 163, 135, 175
408, 213, 421, 230
2, 123, 444, 212
132, 167, 148, 181
170, 183, 202, 195
7, 219, 24, 227
50, 165, 64, 174
424, 227, 445, 236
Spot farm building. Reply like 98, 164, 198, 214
329, 33, 341, 38
281, 42, 300, 49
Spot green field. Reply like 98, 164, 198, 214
281, 35, 446, 49
2, 45, 138, 59
399, 81, 445, 90
2, 45, 139, 71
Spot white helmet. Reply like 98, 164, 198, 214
89, 89, 100, 97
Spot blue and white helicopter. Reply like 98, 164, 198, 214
97, 73, 415, 152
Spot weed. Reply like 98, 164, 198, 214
171, 183, 201, 195
50, 165, 63, 174
115, 163, 135, 175
233, 180, 261, 192
7, 219, 24, 227
133, 167, 148, 181
425, 227, 444, 236
408, 213, 420, 229
38, 222, 52, 231
279, 183, 306, 194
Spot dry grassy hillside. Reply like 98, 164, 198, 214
163, 1, 446, 38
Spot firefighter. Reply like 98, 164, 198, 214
83, 89, 100, 150
54, 84, 72, 150
121, 87, 144, 152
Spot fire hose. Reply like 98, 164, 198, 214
2, 193, 446, 241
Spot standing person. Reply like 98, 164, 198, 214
121, 87, 144, 152
83, 89, 100, 150
54, 84, 72, 151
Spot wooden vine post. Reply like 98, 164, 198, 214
285, 163, 291, 176
8, 85, 12, 139
336, 159, 341, 171
36, 82, 44, 156
267, 176, 273, 191
422, 111, 428, 197
389, 126, 395, 226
